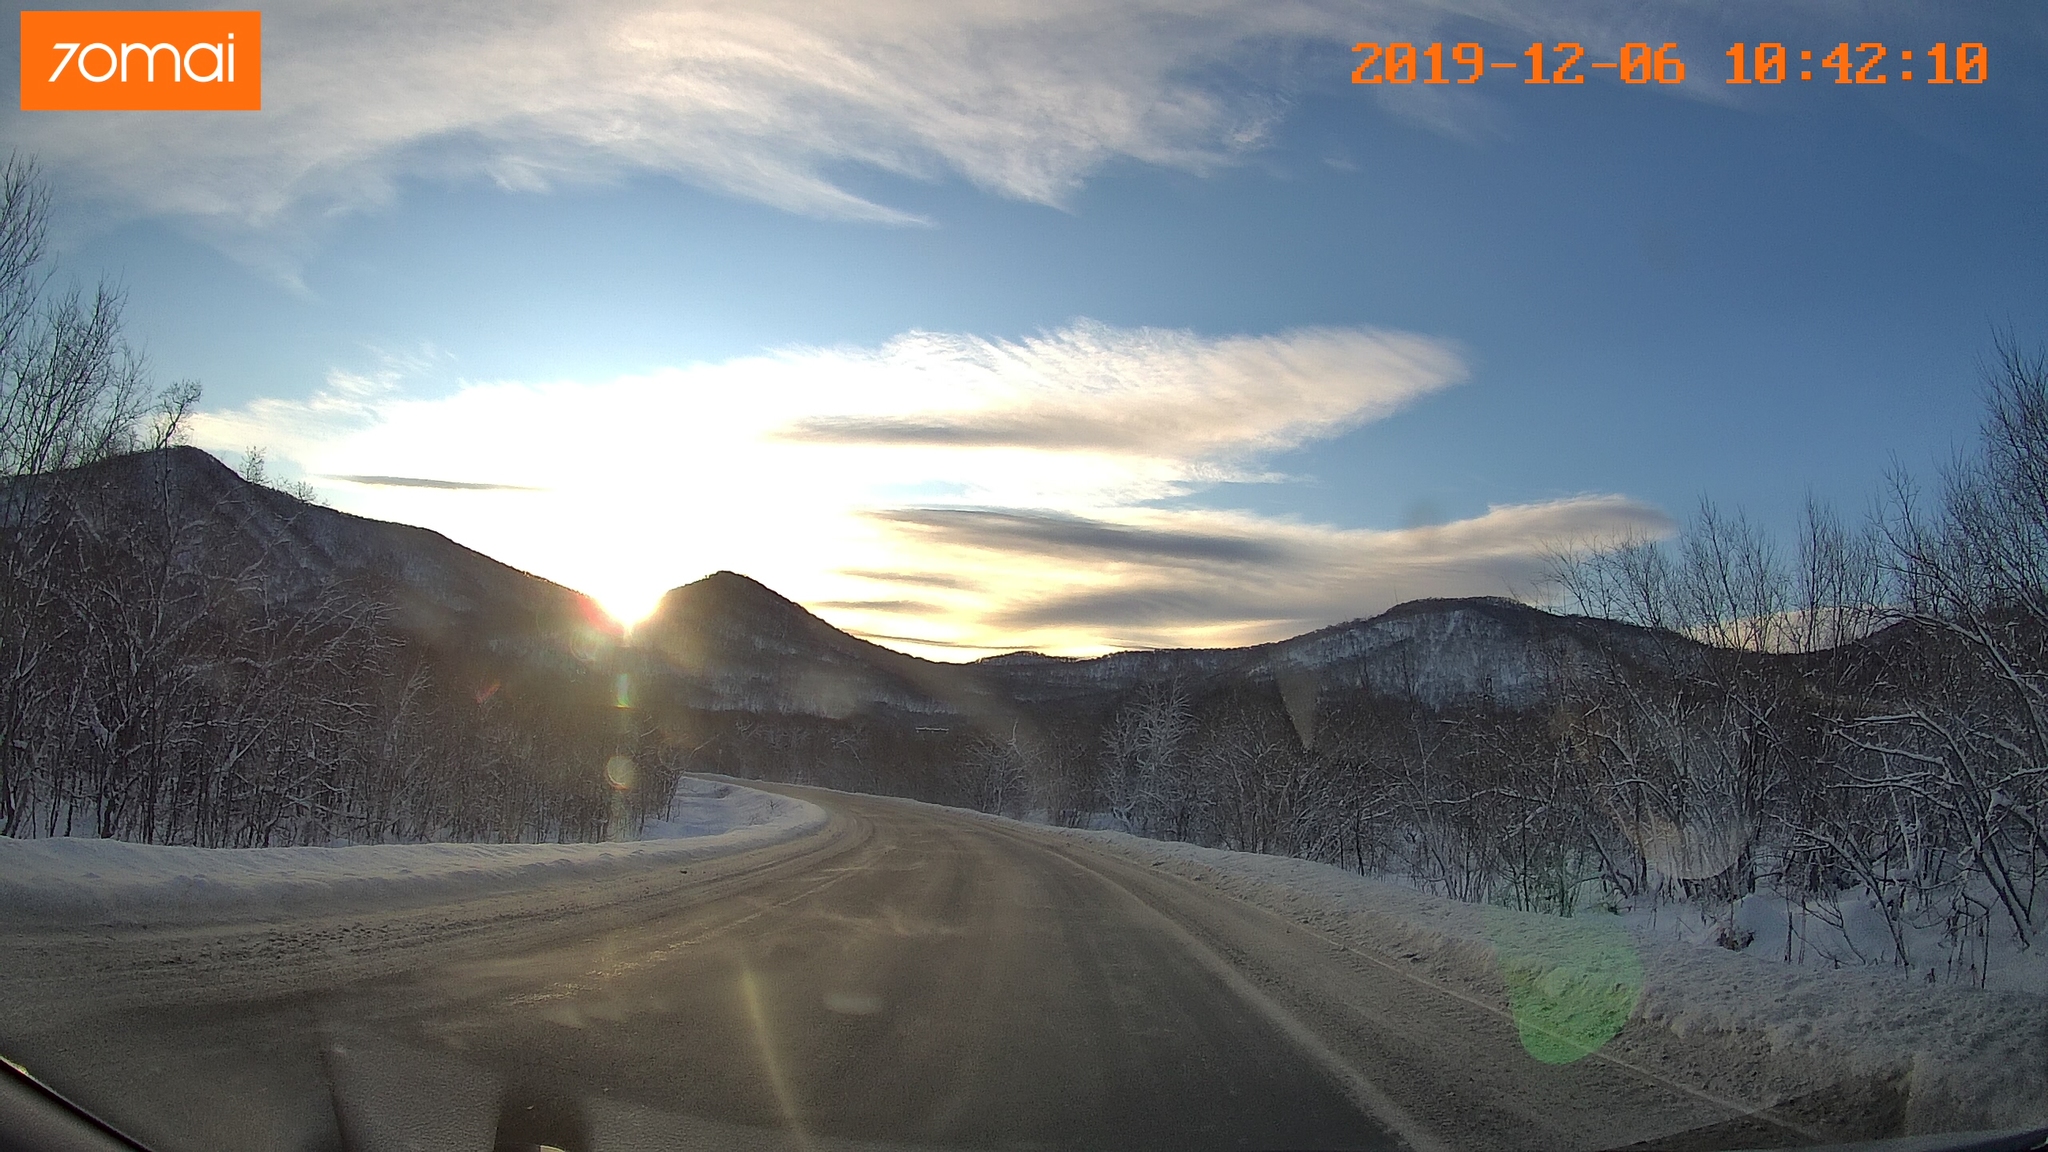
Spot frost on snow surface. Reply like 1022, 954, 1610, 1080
0, 777, 823, 922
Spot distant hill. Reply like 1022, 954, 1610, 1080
13, 445, 617, 666
632, 570, 999, 717
969, 595, 1699, 713
632, 574, 1697, 723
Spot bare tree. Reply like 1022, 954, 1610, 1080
1543, 531, 1677, 630
1099, 680, 1200, 838
964, 724, 1031, 817
1833, 336, 2048, 955
1794, 496, 1887, 653
0, 155, 182, 480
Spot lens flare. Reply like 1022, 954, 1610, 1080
738, 966, 812, 1151
1482, 905, 1643, 1065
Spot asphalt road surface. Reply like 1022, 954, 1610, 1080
0, 785, 1823, 1152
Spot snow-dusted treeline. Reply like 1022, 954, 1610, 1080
1519, 340, 2048, 982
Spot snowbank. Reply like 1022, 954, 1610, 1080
1013, 819, 2048, 1135
636, 775, 807, 840
0, 777, 825, 923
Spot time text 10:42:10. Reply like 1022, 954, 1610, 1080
1350, 42, 1987, 86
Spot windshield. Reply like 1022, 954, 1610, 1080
1, 3, 2044, 1151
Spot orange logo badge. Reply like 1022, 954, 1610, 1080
20, 10, 261, 111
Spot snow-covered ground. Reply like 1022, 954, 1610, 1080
0, 777, 824, 923
1006, 817, 2048, 1134
635, 775, 810, 840
1620, 887, 2048, 995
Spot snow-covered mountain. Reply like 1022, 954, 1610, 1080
24, 447, 1690, 721
973, 596, 1692, 712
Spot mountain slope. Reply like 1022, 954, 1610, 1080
14, 446, 617, 662
0, 447, 630, 845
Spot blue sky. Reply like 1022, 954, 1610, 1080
11, 0, 2047, 655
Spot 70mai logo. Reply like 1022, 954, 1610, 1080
21, 11, 261, 111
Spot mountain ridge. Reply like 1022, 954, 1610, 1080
636, 566, 1692, 719
31, 447, 1697, 719
8, 445, 617, 662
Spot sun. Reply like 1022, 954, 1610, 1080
592, 586, 665, 634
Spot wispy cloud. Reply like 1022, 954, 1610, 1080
871, 508, 1289, 565
841, 631, 1020, 654
11, 0, 1337, 246
185, 319, 1667, 655
838, 569, 979, 591
777, 323, 1458, 461
811, 599, 939, 615
5, 0, 1781, 254
328, 474, 544, 491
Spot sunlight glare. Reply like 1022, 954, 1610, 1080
594, 586, 666, 633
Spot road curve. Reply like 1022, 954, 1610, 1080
0, 784, 1785, 1152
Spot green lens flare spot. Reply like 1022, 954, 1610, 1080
1482, 905, 1643, 1065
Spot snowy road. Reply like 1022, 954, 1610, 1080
0, 784, 1875, 1152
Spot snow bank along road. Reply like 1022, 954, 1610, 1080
0, 781, 2010, 1152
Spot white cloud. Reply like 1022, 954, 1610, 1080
776, 321, 1461, 460
12, 0, 1339, 243
186, 320, 1669, 655
9, 0, 1769, 251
